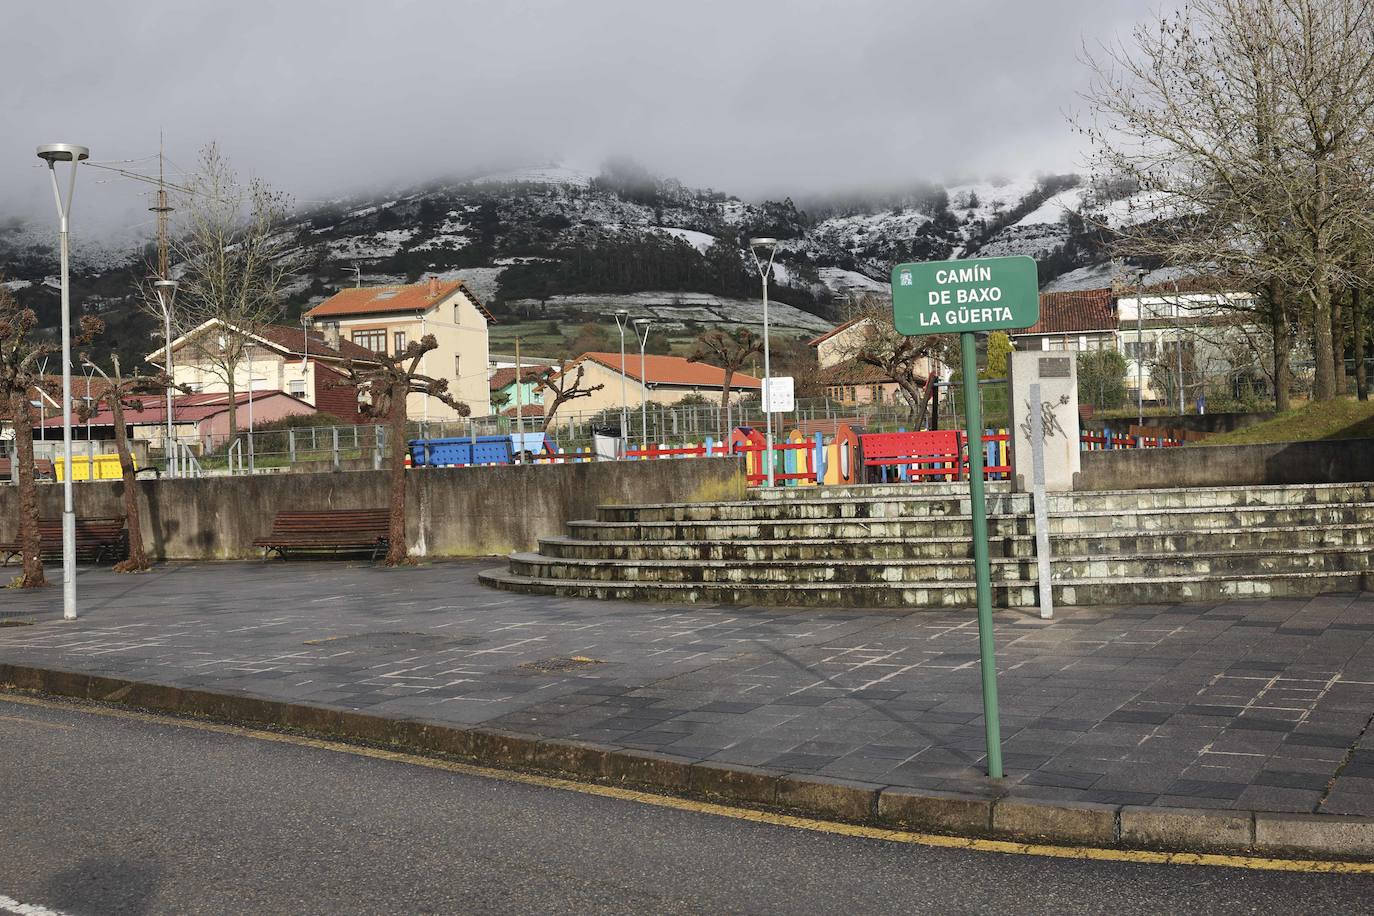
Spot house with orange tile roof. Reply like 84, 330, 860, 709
305, 277, 494, 418
540, 352, 762, 426
1010, 289, 1119, 353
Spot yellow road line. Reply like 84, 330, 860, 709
2, 690, 1370, 875
0, 713, 76, 730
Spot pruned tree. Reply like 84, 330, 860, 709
1077, 0, 1374, 405
832, 296, 951, 429
0, 283, 100, 587
337, 334, 468, 566
172, 142, 295, 444
80, 355, 182, 573
687, 326, 763, 437
538, 359, 605, 423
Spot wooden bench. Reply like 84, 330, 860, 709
253, 509, 391, 560
860, 431, 963, 482
0, 458, 55, 481
0, 516, 128, 566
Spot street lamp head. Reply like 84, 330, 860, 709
616, 309, 628, 317
36, 143, 90, 164
153, 279, 178, 290
633, 318, 650, 327
749, 237, 778, 250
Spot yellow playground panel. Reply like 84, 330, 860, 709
53, 453, 131, 482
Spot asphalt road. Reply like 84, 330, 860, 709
0, 695, 1367, 916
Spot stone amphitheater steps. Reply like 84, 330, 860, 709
479, 481, 1374, 609
479, 566, 1368, 608
509, 545, 1374, 585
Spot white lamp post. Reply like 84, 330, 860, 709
613, 309, 630, 456
749, 238, 779, 487
634, 319, 651, 451
37, 142, 89, 621
154, 279, 178, 477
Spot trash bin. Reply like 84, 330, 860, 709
592, 424, 625, 460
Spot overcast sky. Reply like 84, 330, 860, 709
0, 0, 1153, 235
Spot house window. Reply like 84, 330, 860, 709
454, 354, 461, 380
353, 329, 386, 353
288, 379, 307, 397
1124, 340, 1156, 360
454, 304, 461, 325
393, 331, 407, 354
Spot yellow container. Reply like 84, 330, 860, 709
53, 453, 132, 481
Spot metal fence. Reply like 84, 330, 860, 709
4, 380, 1018, 482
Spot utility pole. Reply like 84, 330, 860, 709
515, 336, 525, 460
150, 137, 178, 477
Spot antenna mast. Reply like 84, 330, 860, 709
149, 133, 174, 281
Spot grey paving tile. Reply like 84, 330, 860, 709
3, 559, 1372, 817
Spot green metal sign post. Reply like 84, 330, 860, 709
891, 255, 1039, 780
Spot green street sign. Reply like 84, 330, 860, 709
891, 255, 1040, 335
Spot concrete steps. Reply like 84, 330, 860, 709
479, 566, 1369, 608
480, 481, 1374, 610
510, 545, 1374, 586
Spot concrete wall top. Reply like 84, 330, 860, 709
1075, 437, 1374, 490
0, 457, 746, 561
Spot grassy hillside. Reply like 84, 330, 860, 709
1200, 398, 1374, 445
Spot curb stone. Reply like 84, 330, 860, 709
2, 662, 1371, 864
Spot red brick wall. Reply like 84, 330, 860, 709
313, 363, 364, 423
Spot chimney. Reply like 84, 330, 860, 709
427, 276, 439, 298
322, 321, 341, 351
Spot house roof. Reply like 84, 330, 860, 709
150, 319, 383, 367
807, 317, 864, 348
36, 390, 309, 428
305, 279, 495, 322
817, 358, 936, 387
489, 365, 552, 390
501, 404, 546, 419
575, 352, 763, 389
256, 324, 379, 362
1019, 288, 1118, 336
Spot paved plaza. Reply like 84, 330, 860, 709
2, 560, 1373, 816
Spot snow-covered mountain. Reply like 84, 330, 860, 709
0, 161, 1120, 368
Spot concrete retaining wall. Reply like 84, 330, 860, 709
1076, 438, 1374, 490
1081, 411, 1276, 435
0, 458, 745, 560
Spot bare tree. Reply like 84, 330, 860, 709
172, 142, 295, 443
337, 335, 468, 566
687, 327, 762, 437
80, 356, 182, 573
831, 296, 950, 428
0, 283, 100, 587
1078, 0, 1374, 404
538, 359, 605, 423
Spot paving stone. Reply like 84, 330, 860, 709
2, 560, 1373, 820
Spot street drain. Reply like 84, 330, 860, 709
304, 631, 482, 650
0, 619, 35, 627
519, 656, 604, 673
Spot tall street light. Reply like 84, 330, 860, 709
634, 318, 651, 451
154, 279, 178, 477
749, 238, 779, 487
613, 309, 630, 456
37, 142, 89, 622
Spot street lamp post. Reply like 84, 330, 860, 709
749, 238, 779, 487
154, 279, 178, 477
634, 319, 651, 451
614, 309, 630, 457
37, 142, 89, 622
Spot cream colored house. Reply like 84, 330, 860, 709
807, 317, 936, 406
305, 278, 494, 418
542, 352, 761, 425
150, 320, 381, 423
